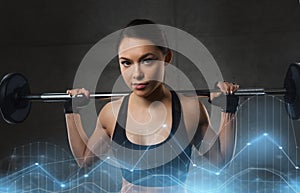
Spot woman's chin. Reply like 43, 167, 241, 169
132, 89, 149, 97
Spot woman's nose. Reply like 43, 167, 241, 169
132, 64, 144, 80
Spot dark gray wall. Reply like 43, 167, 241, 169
0, 0, 300, 168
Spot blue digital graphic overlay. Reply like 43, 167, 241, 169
0, 96, 299, 192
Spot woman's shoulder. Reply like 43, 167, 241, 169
100, 97, 124, 114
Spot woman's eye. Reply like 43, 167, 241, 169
142, 59, 154, 65
121, 61, 131, 67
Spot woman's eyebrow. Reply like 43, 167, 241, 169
119, 53, 156, 61
138, 53, 157, 62
119, 57, 132, 61
139, 53, 156, 59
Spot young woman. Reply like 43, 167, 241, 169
65, 19, 239, 193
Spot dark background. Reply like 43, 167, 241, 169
0, 0, 300, 171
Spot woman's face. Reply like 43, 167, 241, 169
118, 37, 171, 97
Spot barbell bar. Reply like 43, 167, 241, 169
0, 63, 299, 124
22, 88, 286, 101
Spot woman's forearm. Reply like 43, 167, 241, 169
65, 113, 89, 167
65, 113, 110, 167
218, 112, 236, 164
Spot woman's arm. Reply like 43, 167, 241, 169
193, 82, 238, 166
65, 88, 112, 167
65, 113, 89, 167
65, 109, 111, 167
193, 103, 237, 167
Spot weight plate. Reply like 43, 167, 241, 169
284, 62, 300, 121
0, 73, 31, 124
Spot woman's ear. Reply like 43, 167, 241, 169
164, 51, 172, 66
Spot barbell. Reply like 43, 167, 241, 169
0, 63, 299, 124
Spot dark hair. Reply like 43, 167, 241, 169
118, 19, 170, 55
125, 19, 155, 27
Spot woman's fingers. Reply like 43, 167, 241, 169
81, 88, 90, 98
210, 81, 239, 106
217, 81, 239, 95
66, 88, 90, 98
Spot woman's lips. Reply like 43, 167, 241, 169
132, 82, 149, 90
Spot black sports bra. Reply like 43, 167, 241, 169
111, 91, 193, 187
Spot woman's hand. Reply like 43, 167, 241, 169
66, 88, 90, 98
210, 81, 239, 99
64, 88, 90, 114
209, 81, 240, 113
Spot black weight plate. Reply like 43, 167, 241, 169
284, 62, 300, 121
0, 73, 31, 124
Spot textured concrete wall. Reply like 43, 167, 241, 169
0, 0, 299, 165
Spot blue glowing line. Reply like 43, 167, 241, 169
217, 134, 267, 174
186, 167, 298, 193
0, 130, 299, 192
81, 157, 106, 174
191, 133, 298, 176
166, 135, 195, 165
265, 136, 298, 168
130, 145, 151, 171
